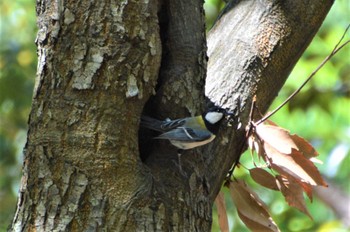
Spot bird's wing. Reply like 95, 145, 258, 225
159, 118, 187, 131
155, 127, 212, 141
141, 116, 187, 132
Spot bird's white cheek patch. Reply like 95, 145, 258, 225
205, 112, 224, 124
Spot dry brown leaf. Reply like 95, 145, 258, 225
289, 148, 327, 186
256, 124, 298, 154
248, 136, 257, 164
249, 168, 279, 191
264, 143, 326, 186
245, 121, 327, 221
255, 138, 264, 161
214, 191, 229, 232
248, 136, 258, 154
237, 211, 279, 232
248, 135, 254, 150
265, 119, 279, 126
256, 124, 320, 162
291, 134, 319, 158
299, 181, 314, 202
273, 164, 314, 202
276, 175, 312, 218
229, 180, 279, 232
309, 157, 324, 164
249, 134, 266, 159
248, 136, 264, 164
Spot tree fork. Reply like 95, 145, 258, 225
10, 0, 333, 231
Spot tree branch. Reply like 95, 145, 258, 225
204, 0, 334, 201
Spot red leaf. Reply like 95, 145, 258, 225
214, 191, 229, 232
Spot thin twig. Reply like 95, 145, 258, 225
256, 25, 350, 125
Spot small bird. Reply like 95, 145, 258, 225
140, 107, 225, 150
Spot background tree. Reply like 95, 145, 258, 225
0, 0, 348, 232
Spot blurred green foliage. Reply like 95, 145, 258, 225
0, 0, 36, 229
0, 0, 349, 231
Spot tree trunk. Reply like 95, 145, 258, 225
10, 0, 333, 231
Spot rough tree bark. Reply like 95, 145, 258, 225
10, 0, 333, 231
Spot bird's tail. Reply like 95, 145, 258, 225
140, 116, 165, 132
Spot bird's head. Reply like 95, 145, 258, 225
204, 107, 226, 124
